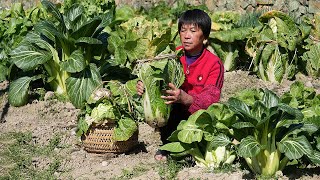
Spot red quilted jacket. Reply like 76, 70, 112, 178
177, 46, 224, 114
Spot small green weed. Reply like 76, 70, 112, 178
0, 132, 65, 179
110, 165, 149, 180
157, 158, 184, 180
32, 88, 47, 101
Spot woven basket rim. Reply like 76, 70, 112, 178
89, 121, 116, 128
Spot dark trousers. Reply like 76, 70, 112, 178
159, 103, 190, 144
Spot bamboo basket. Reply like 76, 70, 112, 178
82, 122, 138, 153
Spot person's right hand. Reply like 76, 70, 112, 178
136, 80, 144, 96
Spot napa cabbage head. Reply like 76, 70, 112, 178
138, 56, 184, 128
90, 101, 118, 123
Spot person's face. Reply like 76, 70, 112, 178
179, 23, 205, 55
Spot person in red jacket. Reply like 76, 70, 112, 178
137, 9, 224, 161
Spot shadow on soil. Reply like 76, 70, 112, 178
127, 142, 148, 154
283, 165, 320, 179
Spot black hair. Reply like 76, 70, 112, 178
178, 9, 211, 39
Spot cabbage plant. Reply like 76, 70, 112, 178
281, 81, 320, 166
160, 103, 236, 168
245, 11, 311, 83
107, 15, 176, 70
8, 0, 113, 107
281, 81, 320, 110
209, 11, 255, 71
228, 88, 320, 177
0, 3, 45, 82
298, 13, 319, 77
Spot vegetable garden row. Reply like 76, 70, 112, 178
0, 0, 319, 178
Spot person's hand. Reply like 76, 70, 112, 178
136, 80, 145, 96
161, 83, 193, 106
161, 83, 182, 104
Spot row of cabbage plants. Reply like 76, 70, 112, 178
1, 1, 319, 109
209, 10, 320, 82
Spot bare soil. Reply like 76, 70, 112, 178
1, 70, 320, 180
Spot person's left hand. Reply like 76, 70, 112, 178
161, 83, 182, 104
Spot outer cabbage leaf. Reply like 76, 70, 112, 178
10, 43, 52, 71
113, 117, 137, 141
210, 27, 252, 42
66, 63, 102, 108
211, 42, 239, 71
8, 77, 32, 107
302, 43, 320, 77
